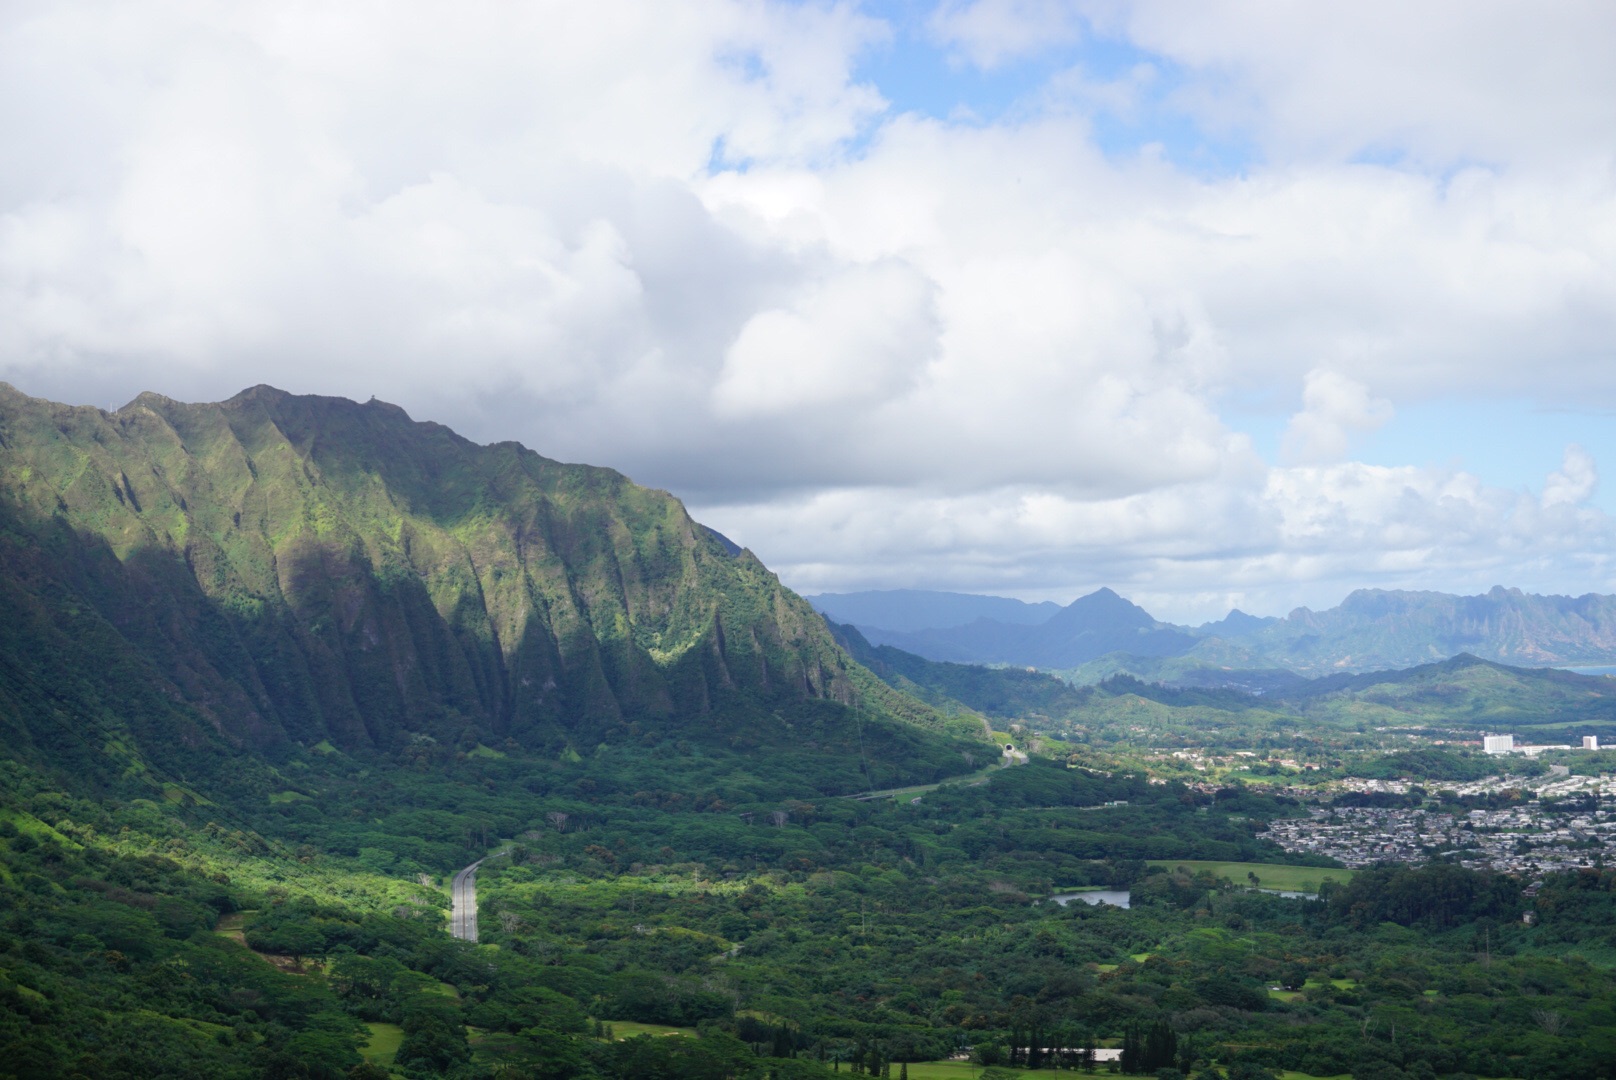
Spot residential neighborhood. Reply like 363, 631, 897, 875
1265, 771, 1616, 873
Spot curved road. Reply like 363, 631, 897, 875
450, 850, 506, 943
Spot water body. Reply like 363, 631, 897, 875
1561, 666, 1616, 677
1049, 890, 1130, 908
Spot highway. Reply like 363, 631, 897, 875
449, 850, 506, 942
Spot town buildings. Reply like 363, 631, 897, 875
1265, 772, 1616, 873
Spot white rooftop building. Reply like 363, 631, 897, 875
1483, 734, 1515, 754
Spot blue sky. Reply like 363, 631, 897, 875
848, 2, 1613, 521
854, 0, 1257, 175
1233, 399, 1615, 515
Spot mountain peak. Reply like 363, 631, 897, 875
1196, 608, 1276, 638
1053, 587, 1154, 626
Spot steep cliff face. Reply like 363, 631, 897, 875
0, 384, 942, 752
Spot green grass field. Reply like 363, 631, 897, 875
361, 1022, 403, 1064
1146, 860, 1355, 892
599, 1021, 696, 1039
899, 1064, 1101, 1079
854, 763, 1012, 803
1270, 977, 1359, 1003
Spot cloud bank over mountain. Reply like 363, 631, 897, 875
2, 1, 1614, 621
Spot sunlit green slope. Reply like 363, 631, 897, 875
0, 383, 968, 760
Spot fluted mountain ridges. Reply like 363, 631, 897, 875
0, 383, 953, 756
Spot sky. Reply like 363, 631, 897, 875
3, 0, 1615, 623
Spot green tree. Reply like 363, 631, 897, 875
518, 1028, 587, 1079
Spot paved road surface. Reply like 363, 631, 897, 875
449, 851, 506, 942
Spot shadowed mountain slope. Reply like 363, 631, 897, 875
0, 384, 963, 759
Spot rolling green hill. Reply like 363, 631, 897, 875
1289, 653, 1616, 731
826, 621, 1094, 725
1079, 654, 1616, 745
833, 619, 1616, 750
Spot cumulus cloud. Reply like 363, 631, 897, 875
2, 1, 1616, 616
1544, 444, 1598, 508
714, 260, 938, 417
702, 456, 1616, 623
1081, 0, 1616, 168
1280, 369, 1394, 465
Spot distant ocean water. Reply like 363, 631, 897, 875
1561, 666, 1616, 676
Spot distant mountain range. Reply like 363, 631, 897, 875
821, 587, 1198, 668
829, 617, 1616, 737
810, 585, 1616, 677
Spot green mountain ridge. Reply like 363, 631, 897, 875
1234, 585, 1616, 672
832, 620, 1616, 749
826, 620, 1093, 727
0, 383, 969, 764
1281, 651, 1616, 731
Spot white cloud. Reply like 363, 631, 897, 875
928, 0, 1083, 70
2, 1, 1616, 617
1081, 0, 1616, 169
700, 456, 1616, 623
714, 260, 938, 416
1544, 444, 1598, 508
1280, 369, 1394, 464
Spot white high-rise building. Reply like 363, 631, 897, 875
1483, 734, 1515, 754
1584, 736, 1600, 751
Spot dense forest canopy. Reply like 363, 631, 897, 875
3, 388, 1616, 1080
